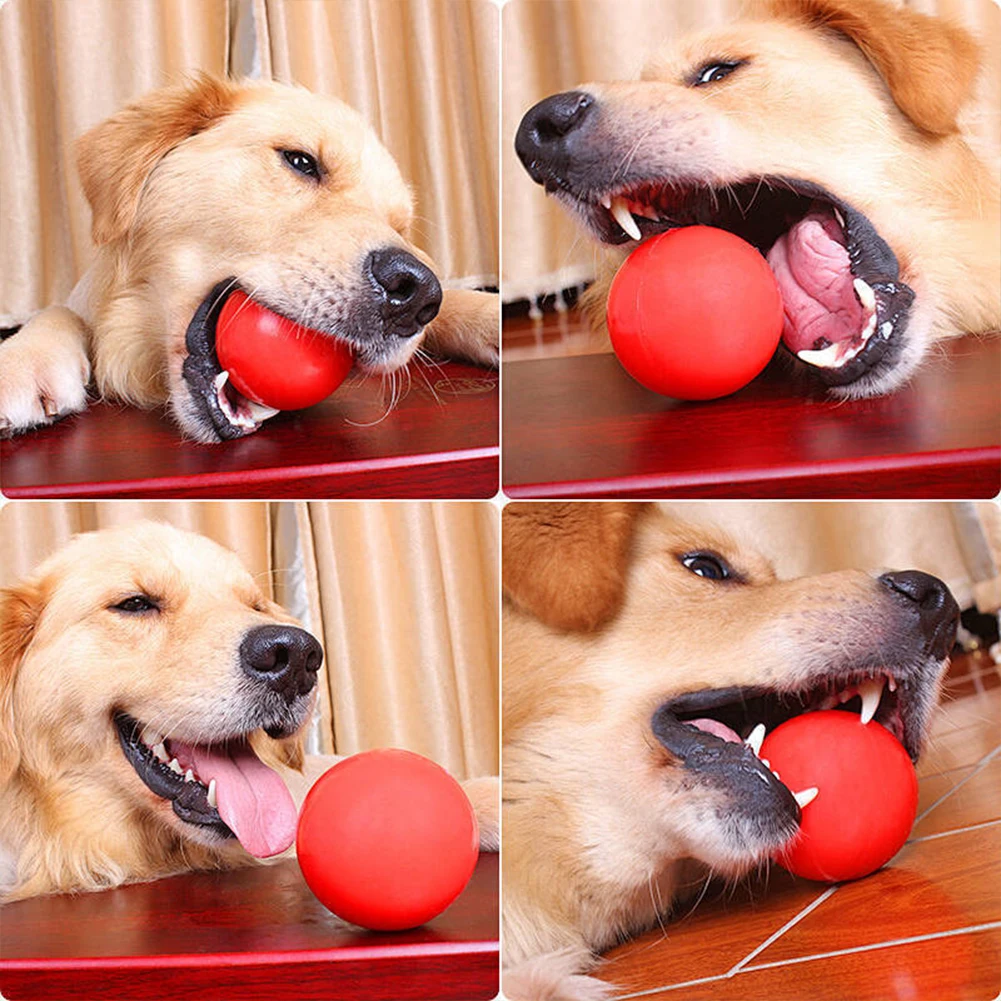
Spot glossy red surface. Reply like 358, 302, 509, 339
0, 853, 499, 1000
1, 362, 498, 499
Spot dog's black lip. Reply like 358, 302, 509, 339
113, 711, 234, 839
547, 171, 914, 386
656, 663, 921, 762
181, 279, 258, 442
652, 703, 802, 827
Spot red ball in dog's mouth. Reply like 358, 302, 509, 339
215, 290, 354, 413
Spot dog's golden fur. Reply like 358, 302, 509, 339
543, 0, 999, 397
501, 502, 952, 1000
0, 522, 498, 900
0, 75, 497, 441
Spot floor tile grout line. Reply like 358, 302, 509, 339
616, 922, 1001, 998
740, 921, 1001, 973
908, 817, 1000, 843
913, 743, 1001, 824
724, 886, 838, 976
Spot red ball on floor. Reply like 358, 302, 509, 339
216, 290, 353, 411
761, 710, 918, 882
606, 226, 783, 400
297, 749, 479, 930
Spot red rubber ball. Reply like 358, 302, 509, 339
606, 226, 783, 400
215, 290, 353, 411
760, 711, 917, 883
296, 749, 479, 931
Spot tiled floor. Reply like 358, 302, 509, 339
596, 650, 1001, 1000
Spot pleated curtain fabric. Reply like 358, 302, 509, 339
500, 0, 1001, 303
0, 0, 498, 326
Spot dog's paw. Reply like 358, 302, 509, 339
0, 308, 91, 436
422, 288, 499, 368
504, 949, 614, 1001
461, 775, 500, 851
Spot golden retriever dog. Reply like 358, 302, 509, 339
501, 503, 959, 1000
514, 0, 1000, 398
0, 522, 498, 900
0, 75, 498, 443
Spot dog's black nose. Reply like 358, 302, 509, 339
878, 570, 960, 660
240, 625, 322, 702
366, 248, 442, 338
515, 91, 595, 184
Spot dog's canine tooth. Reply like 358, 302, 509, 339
168, 758, 183, 775
858, 676, 885, 725
832, 206, 845, 229
794, 787, 819, 809
745, 723, 766, 755
611, 196, 642, 240
887, 675, 897, 693
152, 742, 169, 763
207, 779, 218, 809
600, 193, 612, 210
853, 278, 876, 313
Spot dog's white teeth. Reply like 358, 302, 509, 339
761, 758, 770, 769
880, 321, 893, 339
837, 686, 857, 705
797, 342, 842, 369
853, 278, 876, 314
246, 401, 280, 422
168, 758, 183, 775
858, 676, 885, 725
152, 742, 169, 763
745, 723, 766, 756
794, 787, 819, 809
771, 769, 780, 780
184, 769, 195, 783
832, 207, 845, 229
610, 196, 642, 241
887, 675, 898, 693
207, 779, 218, 809
600, 193, 612, 210
213, 370, 230, 391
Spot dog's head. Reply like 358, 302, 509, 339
0, 522, 321, 873
78, 75, 442, 442
503, 503, 958, 884
514, 0, 985, 397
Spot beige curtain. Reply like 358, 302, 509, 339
0, 500, 499, 780
0, 0, 498, 327
501, 0, 1001, 303
0, 0, 230, 327
298, 501, 499, 778
660, 501, 1001, 613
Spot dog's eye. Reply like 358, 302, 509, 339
111, 595, 159, 614
691, 61, 743, 87
680, 552, 732, 581
280, 149, 321, 180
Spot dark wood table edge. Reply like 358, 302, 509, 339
502, 447, 1001, 499
0, 446, 499, 499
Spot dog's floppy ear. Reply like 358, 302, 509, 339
76, 74, 242, 245
503, 502, 645, 632
0, 579, 48, 783
769, 0, 980, 135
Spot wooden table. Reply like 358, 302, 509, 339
0, 854, 499, 1001
502, 333, 1000, 498
0, 363, 498, 499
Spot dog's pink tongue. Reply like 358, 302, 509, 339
766, 210, 865, 354
177, 741, 298, 858
686, 719, 742, 743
